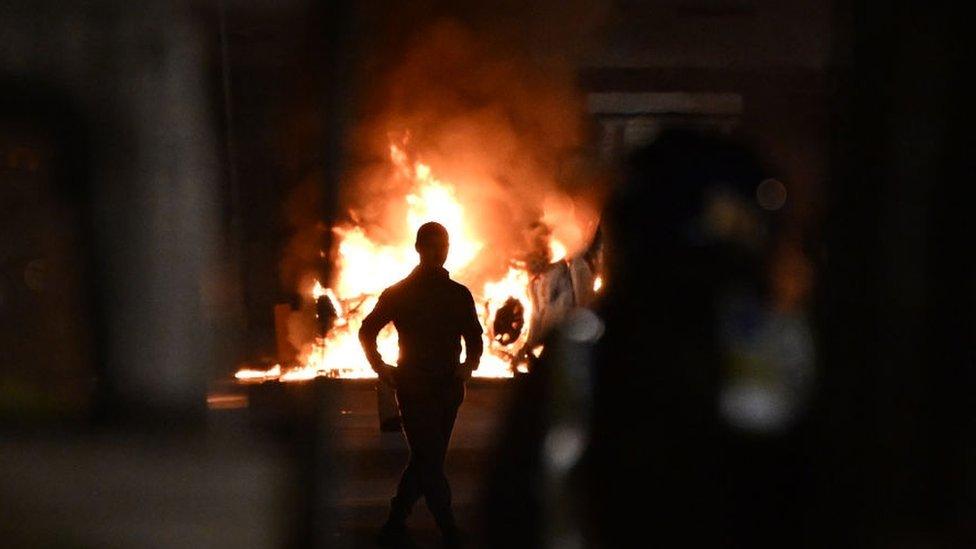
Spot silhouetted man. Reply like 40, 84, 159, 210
359, 221, 483, 546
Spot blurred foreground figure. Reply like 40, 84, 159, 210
594, 131, 816, 546
360, 221, 484, 546
484, 130, 815, 547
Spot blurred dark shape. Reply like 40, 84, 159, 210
481, 343, 550, 548
314, 293, 338, 336
376, 381, 401, 432
482, 307, 599, 548
592, 130, 787, 546
756, 178, 788, 211
482, 1, 975, 543
1, 2, 221, 427
0, 82, 95, 424
816, 3, 973, 545
483, 129, 809, 546
1, 1, 352, 546
493, 297, 525, 346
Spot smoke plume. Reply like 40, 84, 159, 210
337, 6, 608, 288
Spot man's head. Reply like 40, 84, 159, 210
415, 221, 450, 267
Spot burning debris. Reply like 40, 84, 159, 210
237, 14, 609, 383
236, 139, 601, 383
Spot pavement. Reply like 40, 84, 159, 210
0, 379, 512, 548
320, 379, 512, 548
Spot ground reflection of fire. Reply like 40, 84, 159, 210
236, 141, 571, 383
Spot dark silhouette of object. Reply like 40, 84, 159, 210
492, 297, 525, 345
314, 294, 337, 337
481, 130, 814, 547
376, 382, 401, 432
591, 131, 790, 547
359, 221, 483, 545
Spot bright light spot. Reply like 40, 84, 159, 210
719, 383, 791, 433
565, 309, 604, 343
593, 275, 603, 292
311, 280, 327, 300
549, 239, 567, 262
544, 425, 586, 472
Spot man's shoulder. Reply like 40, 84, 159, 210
379, 276, 411, 299
446, 278, 474, 299
390, 268, 472, 298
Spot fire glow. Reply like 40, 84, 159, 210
236, 141, 564, 382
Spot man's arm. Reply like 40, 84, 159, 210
359, 290, 397, 384
459, 289, 483, 379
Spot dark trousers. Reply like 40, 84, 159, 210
388, 378, 464, 532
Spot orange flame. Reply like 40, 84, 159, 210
237, 141, 552, 382
234, 363, 281, 383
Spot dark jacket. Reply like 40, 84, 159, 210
359, 265, 483, 380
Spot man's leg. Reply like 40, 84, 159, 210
420, 382, 464, 536
387, 459, 422, 524
383, 388, 423, 529
377, 380, 401, 431
394, 383, 460, 534
378, 391, 426, 545
439, 382, 463, 443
